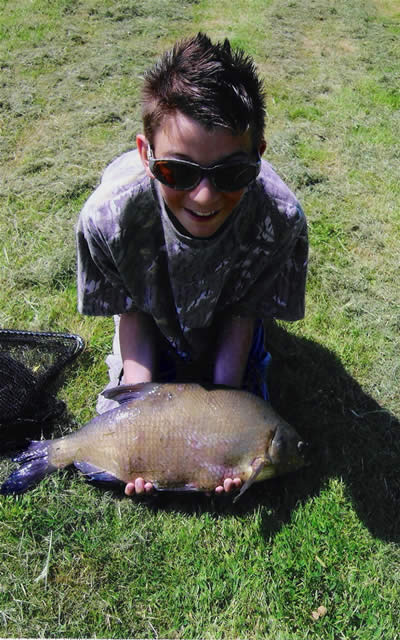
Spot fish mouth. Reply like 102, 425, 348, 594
269, 424, 310, 468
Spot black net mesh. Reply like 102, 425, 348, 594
0, 329, 84, 426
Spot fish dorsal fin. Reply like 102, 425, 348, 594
102, 382, 161, 404
233, 456, 269, 504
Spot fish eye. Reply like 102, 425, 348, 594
297, 441, 308, 454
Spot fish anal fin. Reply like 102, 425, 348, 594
233, 456, 268, 504
74, 461, 124, 486
154, 483, 200, 493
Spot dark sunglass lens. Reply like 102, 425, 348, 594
214, 164, 258, 191
154, 161, 199, 190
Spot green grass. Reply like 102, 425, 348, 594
1, 0, 400, 637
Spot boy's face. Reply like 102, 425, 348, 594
138, 112, 265, 238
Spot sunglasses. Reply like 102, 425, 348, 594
148, 148, 261, 192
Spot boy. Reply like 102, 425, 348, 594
76, 33, 308, 497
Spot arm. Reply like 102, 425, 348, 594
119, 311, 156, 384
120, 311, 157, 496
213, 315, 256, 388
212, 315, 256, 495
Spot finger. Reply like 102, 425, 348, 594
125, 482, 135, 496
135, 477, 145, 494
215, 485, 224, 494
144, 482, 153, 493
232, 477, 242, 489
223, 478, 233, 492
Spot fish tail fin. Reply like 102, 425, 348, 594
1, 440, 57, 495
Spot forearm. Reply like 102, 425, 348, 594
119, 311, 156, 384
213, 316, 256, 388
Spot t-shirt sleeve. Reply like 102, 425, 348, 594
76, 204, 138, 316
228, 203, 308, 321
76, 149, 148, 317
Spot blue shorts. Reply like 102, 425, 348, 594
242, 322, 271, 401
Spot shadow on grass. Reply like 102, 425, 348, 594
231, 322, 399, 544
142, 322, 400, 543
1, 323, 399, 543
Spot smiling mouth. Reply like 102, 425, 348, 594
186, 208, 220, 219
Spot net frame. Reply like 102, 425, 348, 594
0, 329, 85, 425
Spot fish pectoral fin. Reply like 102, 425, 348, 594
74, 461, 124, 487
233, 457, 269, 504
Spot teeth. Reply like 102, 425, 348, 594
191, 210, 217, 217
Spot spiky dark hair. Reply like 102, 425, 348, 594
141, 33, 266, 148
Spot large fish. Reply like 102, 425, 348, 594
1, 383, 308, 501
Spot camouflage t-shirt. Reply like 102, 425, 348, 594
76, 149, 308, 360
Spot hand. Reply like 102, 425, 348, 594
124, 478, 153, 496
214, 477, 242, 494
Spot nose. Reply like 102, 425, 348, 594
188, 176, 220, 206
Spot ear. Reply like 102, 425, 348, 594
136, 134, 153, 178
259, 139, 267, 157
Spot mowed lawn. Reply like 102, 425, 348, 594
0, 0, 399, 638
